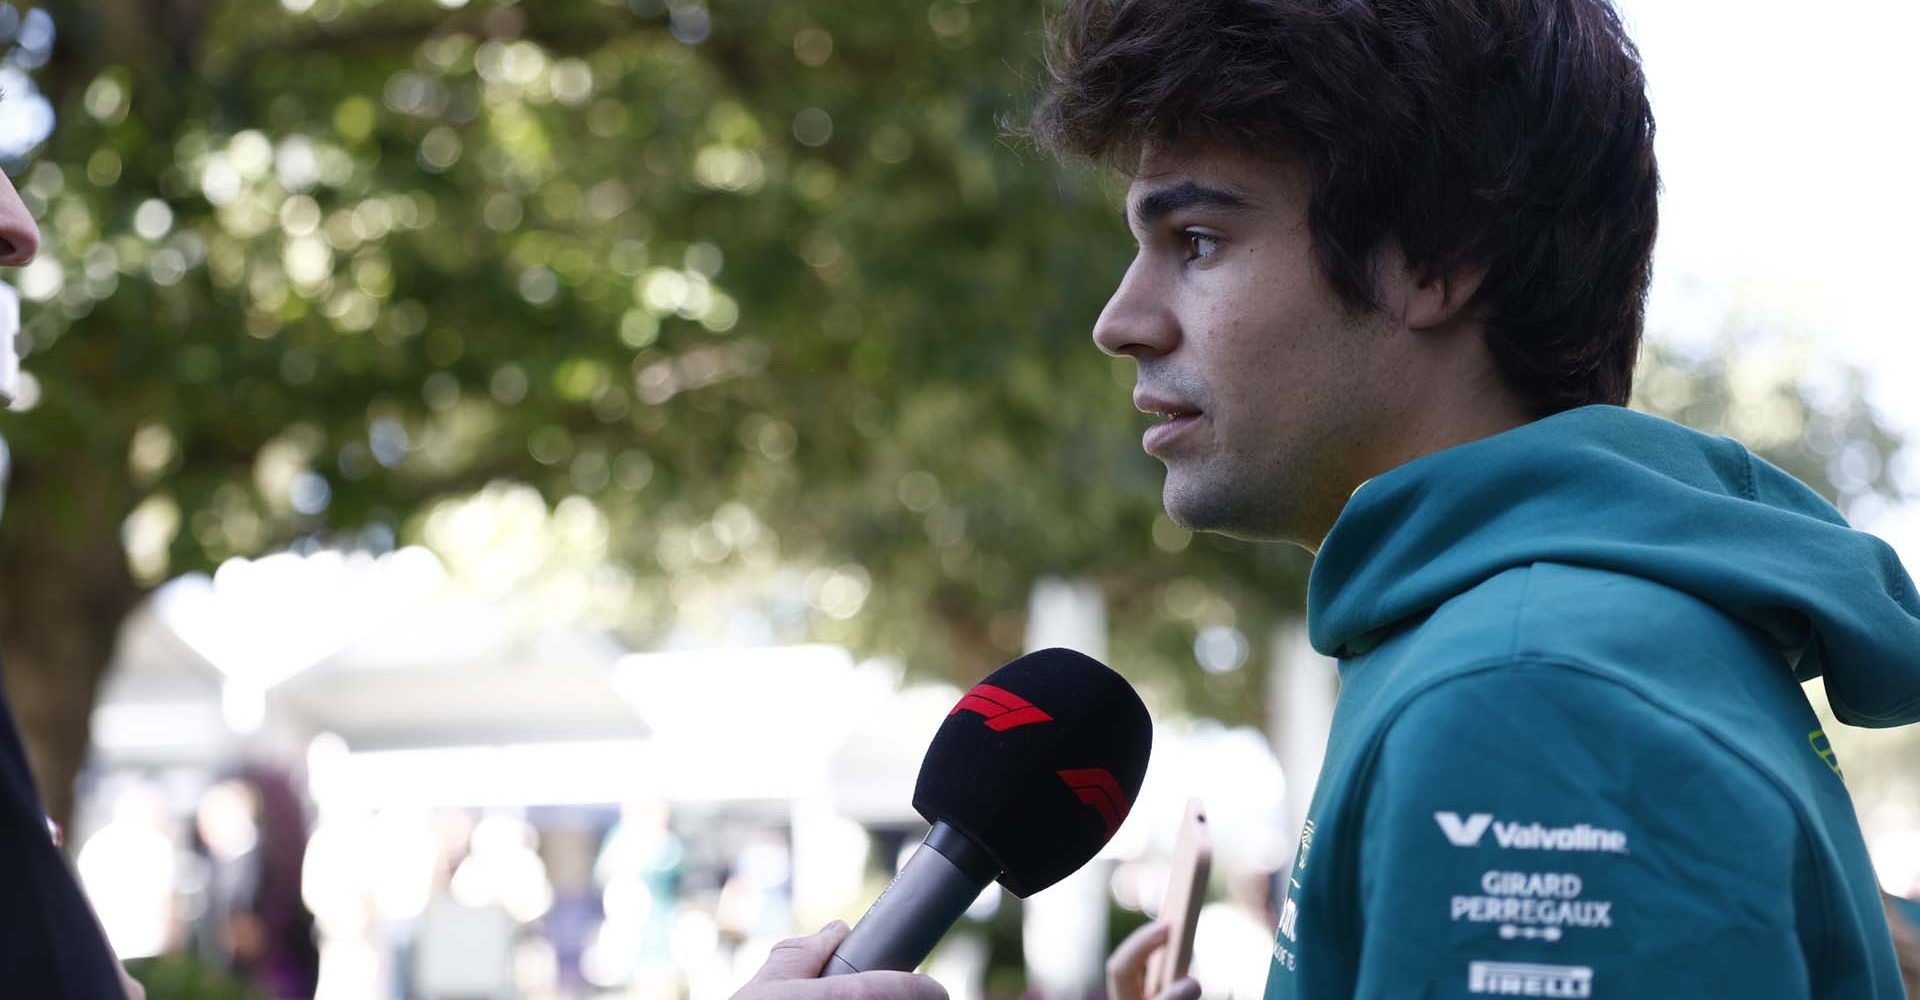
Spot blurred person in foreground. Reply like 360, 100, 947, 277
0, 169, 145, 999
1025, 0, 1920, 997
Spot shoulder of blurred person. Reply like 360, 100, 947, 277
0, 674, 145, 997
0, 169, 139, 998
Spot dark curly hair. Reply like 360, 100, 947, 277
1029, 0, 1660, 415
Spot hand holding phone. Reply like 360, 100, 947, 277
1107, 923, 1200, 1000
1143, 798, 1211, 998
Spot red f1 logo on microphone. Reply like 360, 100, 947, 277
950, 684, 1054, 732
1058, 768, 1130, 837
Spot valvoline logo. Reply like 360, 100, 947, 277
1809, 729, 1843, 779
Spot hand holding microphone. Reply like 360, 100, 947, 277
734, 921, 947, 1000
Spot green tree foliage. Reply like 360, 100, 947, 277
0, 0, 1904, 825
126, 954, 264, 1000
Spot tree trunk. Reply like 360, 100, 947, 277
0, 454, 142, 832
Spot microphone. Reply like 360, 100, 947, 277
824, 647, 1152, 976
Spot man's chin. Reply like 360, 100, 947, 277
1162, 476, 1298, 544
1162, 477, 1238, 535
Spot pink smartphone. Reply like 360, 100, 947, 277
1145, 798, 1211, 997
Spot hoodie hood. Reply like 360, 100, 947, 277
1310, 404, 1920, 727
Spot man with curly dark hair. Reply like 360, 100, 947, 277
1030, 0, 1920, 997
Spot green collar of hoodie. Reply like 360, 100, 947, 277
1308, 404, 1920, 727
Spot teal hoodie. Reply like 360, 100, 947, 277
1262, 405, 1920, 999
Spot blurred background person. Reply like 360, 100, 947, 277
76, 779, 182, 964
590, 798, 685, 998
413, 811, 553, 1000
715, 830, 796, 985
537, 818, 606, 1000
189, 769, 320, 1000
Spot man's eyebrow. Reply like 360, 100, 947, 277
1127, 181, 1251, 229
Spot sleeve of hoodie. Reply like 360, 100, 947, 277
1351, 662, 1813, 999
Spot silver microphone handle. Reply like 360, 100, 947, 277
823, 821, 999, 975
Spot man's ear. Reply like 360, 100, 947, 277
1404, 264, 1487, 333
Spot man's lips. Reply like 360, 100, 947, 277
1133, 391, 1202, 421
1134, 391, 1204, 455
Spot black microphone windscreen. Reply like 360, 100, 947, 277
912, 647, 1151, 897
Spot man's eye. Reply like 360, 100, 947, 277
1181, 231, 1220, 263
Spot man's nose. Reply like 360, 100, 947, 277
1091, 258, 1177, 359
0, 169, 41, 267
